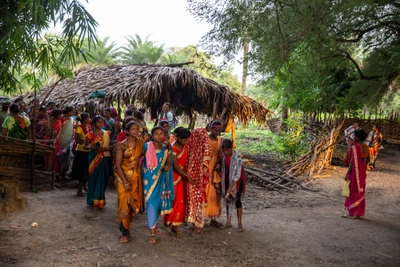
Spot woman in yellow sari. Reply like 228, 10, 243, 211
205, 121, 223, 227
114, 121, 144, 243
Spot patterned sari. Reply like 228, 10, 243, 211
86, 130, 110, 207
366, 131, 382, 170
142, 142, 174, 229
205, 136, 222, 219
164, 145, 188, 226
2, 115, 30, 140
115, 137, 144, 231
222, 150, 247, 221
185, 128, 211, 228
344, 143, 368, 217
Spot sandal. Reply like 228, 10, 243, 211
219, 224, 233, 229
171, 226, 182, 237
119, 223, 131, 238
120, 236, 129, 243
148, 234, 157, 244
193, 227, 202, 234
210, 220, 223, 228
341, 214, 355, 219
164, 223, 172, 231
237, 226, 245, 232
154, 226, 161, 235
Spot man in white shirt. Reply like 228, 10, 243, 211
344, 122, 359, 165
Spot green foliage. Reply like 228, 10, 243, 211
227, 124, 276, 155
76, 36, 118, 66
231, 116, 309, 161
0, 0, 98, 94
188, 0, 400, 110
120, 35, 165, 64
272, 114, 310, 161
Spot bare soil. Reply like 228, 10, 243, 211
0, 144, 399, 267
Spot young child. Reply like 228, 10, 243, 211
221, 139, 246, 232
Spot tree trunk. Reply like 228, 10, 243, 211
241, 33, 250, 96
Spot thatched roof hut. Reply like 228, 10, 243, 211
21, 64, 270, 123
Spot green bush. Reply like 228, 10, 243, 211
230, 116, 310, 161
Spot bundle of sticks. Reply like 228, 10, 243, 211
245, 166, 318, 192
287, 119, 346, 177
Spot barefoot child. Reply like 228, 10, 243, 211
221, 139, 246, 232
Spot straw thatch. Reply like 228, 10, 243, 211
21, 64, 271, 123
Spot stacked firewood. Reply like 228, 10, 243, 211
287, 119, 346, 177
245, 166, 318, 192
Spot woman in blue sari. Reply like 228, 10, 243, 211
142, 126, 174, 244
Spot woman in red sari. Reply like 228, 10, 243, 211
185, 128, 212, 234
343, 129, 369, 218
164, 127, 193, 236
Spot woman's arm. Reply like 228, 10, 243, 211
344, 164, 352, 180
163, 151, 171, 172
115, 145, 132, 191
172, 154, 193, 184
26, 126, 32, 139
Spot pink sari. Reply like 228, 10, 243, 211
344, 143, 368, 217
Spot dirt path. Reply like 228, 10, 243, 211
1, 144, 399, 267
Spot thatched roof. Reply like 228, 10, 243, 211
21, 64, 271, 123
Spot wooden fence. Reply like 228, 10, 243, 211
0, 136, 54, 192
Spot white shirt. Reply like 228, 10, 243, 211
344, 126, 358, 141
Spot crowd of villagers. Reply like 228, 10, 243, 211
0, 99, 247, 244
341, 122, 383, 219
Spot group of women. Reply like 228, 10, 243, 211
70, 107, 246, 244
114, 119, 246, 243
342, 123, 383, 219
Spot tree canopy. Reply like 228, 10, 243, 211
188, 0, 400, 111
0, 0, 97, 93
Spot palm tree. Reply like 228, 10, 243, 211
75, 36, 117, 66
120, 35, 165, 64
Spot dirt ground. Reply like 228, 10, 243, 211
0, 144, 399, 267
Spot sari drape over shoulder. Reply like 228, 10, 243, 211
142, 142, 174, 229
186, 128, 211, 228
366, 131, 382, 169
222, 150, 246, 198
164, 145, 188, 226
344, 143, 368, 217
115, 137, 144, 230
205, 136, 222, 219
86, 130, 110, 208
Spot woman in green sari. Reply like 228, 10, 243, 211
84, 116, 112, 208
2, 103, 31, 140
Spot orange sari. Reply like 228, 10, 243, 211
204, 136, 222, 219
114, 138, 144, 231
164, 145, 187, 226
